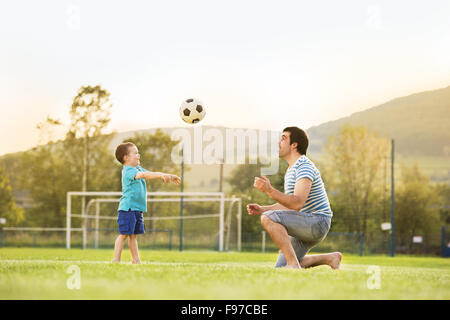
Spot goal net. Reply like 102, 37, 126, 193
66, 192, 242, 251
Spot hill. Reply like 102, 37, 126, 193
307, 86, 450, 156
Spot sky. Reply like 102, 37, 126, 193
1, 0, 450, 155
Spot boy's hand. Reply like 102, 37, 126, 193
170, 174, 181, 185
161, 174, 181, 185
161, 174, 171, 183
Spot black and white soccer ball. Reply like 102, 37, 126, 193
179, 98, 206, 124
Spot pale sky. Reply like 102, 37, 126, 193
1, 0, 450, 155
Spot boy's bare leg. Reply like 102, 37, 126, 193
129, 234, 141, 264
261, 215, 300, 268
300, 252, 342, 269
112, 234, 128, 263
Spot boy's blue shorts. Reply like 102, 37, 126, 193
117, 210, 145, 235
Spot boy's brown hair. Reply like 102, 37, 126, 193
115, 142, 135, 164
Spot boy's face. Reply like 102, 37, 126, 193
124, 145, 140, 167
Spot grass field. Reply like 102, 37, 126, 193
1, 248, 449, 300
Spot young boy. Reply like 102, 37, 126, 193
112, 142, 181, 264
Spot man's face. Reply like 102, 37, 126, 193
124, 145, 140, 166
278, 132, 292, 159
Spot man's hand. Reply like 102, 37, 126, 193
253, 176, 273, 194
247, 204, 265, 216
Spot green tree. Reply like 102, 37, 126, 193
0, 152, 26, 192
67, 85, 112, 214
321, 125, 389, 239
19, 142, 75, 227
9, 117, 70, 227
0, 166, 24, 226
7, 88, 117, 228
395, 163, 441, 251
434, 183, 450, 225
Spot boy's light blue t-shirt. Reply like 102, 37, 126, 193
119, 165, 147, 212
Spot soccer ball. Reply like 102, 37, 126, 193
179, 98, 206, 124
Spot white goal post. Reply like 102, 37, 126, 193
66, 191, 242, 252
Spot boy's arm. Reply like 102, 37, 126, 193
135, 171, 163, 180
135, 171, 181, 185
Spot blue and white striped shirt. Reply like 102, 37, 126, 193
284, 155, 333, 218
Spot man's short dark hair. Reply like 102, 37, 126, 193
283, 127, 309, 155
115, 142, 135, 164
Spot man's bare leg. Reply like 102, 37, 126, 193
300, 252, 342, 269
112, 234, 128, 263
129, 234, 141, 264
261, 215, 300, 268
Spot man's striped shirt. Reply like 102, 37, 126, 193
284, 155, 333, 218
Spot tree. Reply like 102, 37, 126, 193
19, 142, 75, 227
434, 183, 450, 225
16, 117, 77, 227
0, 166, 23, 226
67, 85, 112, 214
36, 116, 62, 145
321, 125, 389, 239
0, 152, 26, 192
395, 163, 441, 251
10, 87, 117, 228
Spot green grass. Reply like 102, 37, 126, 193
0, 248, 449, 299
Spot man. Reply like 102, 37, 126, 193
247, 127, 342, 269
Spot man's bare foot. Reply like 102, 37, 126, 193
328, 252, 342, 270
132, 260, 142, 265
111, 259, 120, 263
